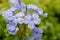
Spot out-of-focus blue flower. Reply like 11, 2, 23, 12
32, 27, 43, 36
7, 24, 19, 35
24, 14, 41, 29
31, 27, 43, 40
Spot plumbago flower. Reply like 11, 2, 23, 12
24, 13, 41, 29
2, 0, 48, 40
24, 4, 47, 29
32, 27, 43, 40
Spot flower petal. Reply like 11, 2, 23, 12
9, 28, 19, 35
7, 24, 19, 35
32, 13, 39, 19
6, 24, 16, 31
15, 12, 24, 18
33, 18, 41, 25
17, 18, 24, 24
28, 21, 35, 29
9, 19, 17, 26
37, 8, 43, 15
42, 13, 48, 17
24, 14, 31, 24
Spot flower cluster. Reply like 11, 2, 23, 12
2, 0, 48, 40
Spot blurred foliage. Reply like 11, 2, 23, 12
0, 0, 60, 40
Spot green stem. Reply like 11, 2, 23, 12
18, 24, 27, 40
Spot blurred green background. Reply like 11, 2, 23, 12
0, 0, 60, 40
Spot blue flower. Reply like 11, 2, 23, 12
32, 27, 43, 36
31, 27, 43, 40
24, 14, 41, 29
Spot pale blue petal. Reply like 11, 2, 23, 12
9, 7, 17, 11
2, 10, 13, 18
17, 18, 24, 24
7, 16, 16, 21
7, 24, 19, 35
32, 13, 39, 19
9, 19, 17, 26
6, 24, 16, 31
28, 21, 35, 29
9, 28, 19, 35
33, 18, 41, 25
24, 14, 31, 24
42, 13, 48, 17
37, 8, 43, 15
